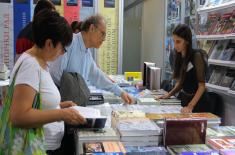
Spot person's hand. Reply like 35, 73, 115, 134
181, 106, 193, 113
61, 108, 86, 125
60, 101, 76, 109
121, 91, 134, 104
156, 92, 170, 99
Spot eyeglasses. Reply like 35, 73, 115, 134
95, 26, 106, 38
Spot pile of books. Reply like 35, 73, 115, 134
76, 128, 120, 155
116, 118, 162, 147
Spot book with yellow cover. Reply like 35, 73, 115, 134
146, 113, 220, 121
124, 72, 142, 81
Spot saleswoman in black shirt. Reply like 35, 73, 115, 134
159, 24, 210, 113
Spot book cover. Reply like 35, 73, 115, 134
164, 119, 207, 146
210, 41, 229, 59
218, 48, 235, 61
220, 149, 235, 155
219, 69, 235, 88
83, 142, 104, 153
230, 80, 235, 90
117, 118, 161, 137
83, 141, 126, 154
207, 137, 235, 150
167, 144, 216, 155
146, 113, 220, 121
125, 146, 168, 154
68, 117, 107, 129
63, 0, 80, 24
207, 126, 235, 138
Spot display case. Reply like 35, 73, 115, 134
196, 0, 235, 97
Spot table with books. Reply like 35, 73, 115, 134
70, 75, 235, 155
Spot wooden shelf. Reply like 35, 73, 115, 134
197, 1, 235, 13
208, 59, 235, 68
0, 79, 9, 87
206, 83, 235, 97
196, 34, 235, 40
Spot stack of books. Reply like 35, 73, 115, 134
76, 128, 120, 155
116, 118, 162, 146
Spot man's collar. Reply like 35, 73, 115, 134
78, 32, 87, 52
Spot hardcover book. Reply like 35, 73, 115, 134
164, 119, 207, 146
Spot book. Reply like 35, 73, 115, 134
83, 141, 126, 154
125, 146, 168, 155
164, 119, 207, 146
124, 72, 142, 82
137, 97, 160, 105
208, 67, 226, 85
207, 137, 235, 150
204, 0, 223, 7
69, 106, 107, 129
219, 69, 235, 88
207, 126, 235, 138
220, 149, 235, 155
218, 48, 235, 61
117, 118, 161, 137
167, 144, 218, 155
146, 113, 220, 122
230, 80, 235, 90
210, 41, 229, 59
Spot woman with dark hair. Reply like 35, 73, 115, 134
159, 24, 210, 113
6, 10, 86, 154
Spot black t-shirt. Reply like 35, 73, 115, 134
182, 49, 206, 94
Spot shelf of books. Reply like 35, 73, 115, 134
208, 59, 235, 68
196, 0, 235, 98
196, 34, 235, 40
197, 0, 235, 14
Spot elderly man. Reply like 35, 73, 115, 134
49, 14, 134, 104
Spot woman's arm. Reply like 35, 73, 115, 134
181, 82, 205, 113
10, 84, 86, 128
158, 81, 182, 99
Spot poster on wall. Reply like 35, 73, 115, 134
97, 0, 119, 75
52, 0, 64, 15
80, 0, 94, 20
0, 0, 14, 71
13, 0, 32, 68
64, 0, 80, 24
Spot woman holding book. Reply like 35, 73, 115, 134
2, 10, 86, 154
158, 24, 211, 113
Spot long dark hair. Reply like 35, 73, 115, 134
172, 24, 193, 83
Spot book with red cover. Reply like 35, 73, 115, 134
207, 137, 235, 150
164, 119, 207, 146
